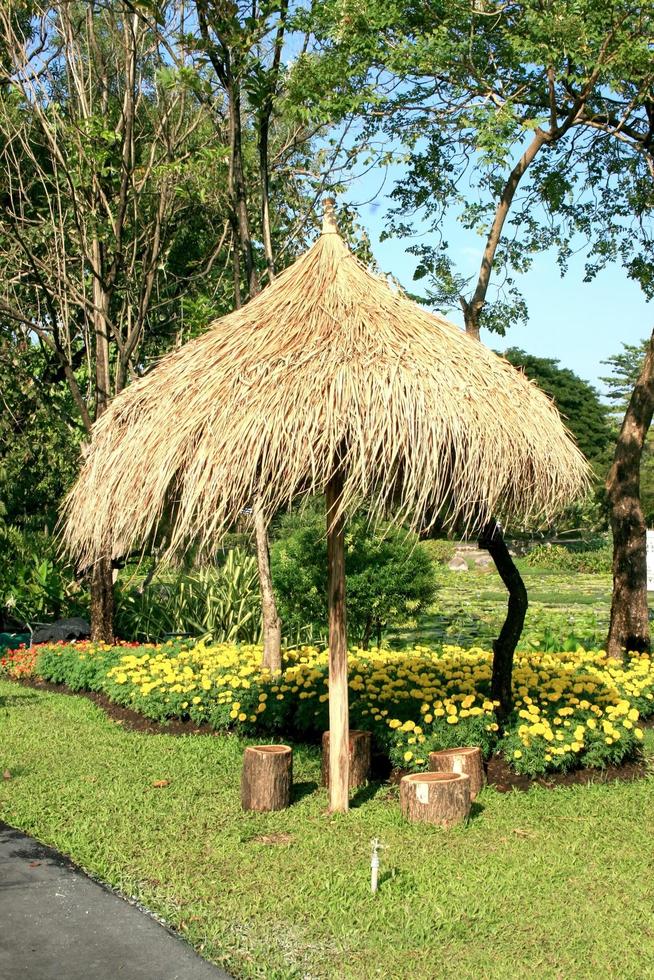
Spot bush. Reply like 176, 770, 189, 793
271, 511, 437, 646
419, 538, 456, 565
524, 542, 612, 574
17, 640, 652, 776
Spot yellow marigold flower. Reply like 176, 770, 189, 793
404, 751, 413, 762
513, 750, 522, 759
388, 719, 402, 730
446, 716, 458, 725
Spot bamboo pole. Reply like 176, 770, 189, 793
326, 467, 349, 813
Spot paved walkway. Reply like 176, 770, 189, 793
0, 823, 232, 980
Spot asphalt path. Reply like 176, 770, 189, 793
0, 822, 232, 980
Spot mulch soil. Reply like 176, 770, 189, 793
13, 677, 651, 792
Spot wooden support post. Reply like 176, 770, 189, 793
399, 772, 471, 827
241, 745, 292, 811
428, 746, 484, 800
326, 467, 349, 813
321, 730, 371, 789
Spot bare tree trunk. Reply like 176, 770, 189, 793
254, 500, 282, 672
90, 554, 114, 643
606, 329, 654, 658
326, 467, 349, 813
478, 519, 528, 721
90, 237, 115, 642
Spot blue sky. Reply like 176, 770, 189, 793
345, 194, 652, 396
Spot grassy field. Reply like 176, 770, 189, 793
390, 564, 613, 651
2, 677, 654, 980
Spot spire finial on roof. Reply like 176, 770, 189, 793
322, 197, 339, 235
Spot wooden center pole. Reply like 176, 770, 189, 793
326, 467, 349, 813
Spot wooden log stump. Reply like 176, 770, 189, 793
400, 772, 471, 827
321, 730, 371, 789
429, 746, 484, 800
241, 745, 292, 812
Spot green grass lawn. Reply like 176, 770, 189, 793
2, 679, 654, 979
390, 565, 614, 651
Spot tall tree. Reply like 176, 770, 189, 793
0, 1, 216, 639
503, 348, 613, 466
138, 0, 331, 670
294, 0, 654, 666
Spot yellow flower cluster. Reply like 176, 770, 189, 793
102, 642, 653, 775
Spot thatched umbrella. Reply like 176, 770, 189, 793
64, 200, 588, 812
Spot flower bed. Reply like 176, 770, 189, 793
4, 641, 653, 776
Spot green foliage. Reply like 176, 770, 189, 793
600, 338, 651, 419
296, 0, 654, 328
418, 537, 456, 565
524, 543, 612, 575
501, 348, 612, 464
114, 548, 262, 644
271, 509, 437, 646
0, 333, 82, 529
0, 525, 87, 630
34, 641, 128, 691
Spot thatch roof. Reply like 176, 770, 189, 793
63, 205, 589, 566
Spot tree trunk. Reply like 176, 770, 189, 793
478, 519, 528, 720
321, 730, 371, 790
227, 76, 260, 299
241, 745, 292, 811
606, 329, 654, 658
326, 467, 349, 813
460, 128, 548, 340
254, 499, 282, 672
92, 238, 112, 417
429, 746, 484, 800
90, 555, 114, 643
90, 238, 115, 644
400, 772, 471, 827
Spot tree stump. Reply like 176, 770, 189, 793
429, 746, 484, 800
241, 745, 292, 811
321, 730, 371, 789
400, 772, 471, 827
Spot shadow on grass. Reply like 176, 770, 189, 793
291, 780, 318, 804
350, 781, 384, 808
0, 691, 38, 708
467, 800, 485, 823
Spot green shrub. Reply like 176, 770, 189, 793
419, 538, 457, 565
524, 542, 612, 574
271, 510, 437, 647
114, 548, 262, 643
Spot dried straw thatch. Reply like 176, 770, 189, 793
63, 206, 588, 567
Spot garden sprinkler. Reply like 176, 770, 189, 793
370, 838, 385, 894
